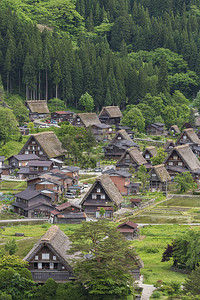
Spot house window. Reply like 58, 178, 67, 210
53, 256, 56, 261
34, 263, 38, 269
117, 136, 121, 140
173, 156, 178, 160
19, 162, 22, 166
32, 146, 35, 150
12, 162, 15, 167
152, 173, 156, 177
39, 151, 43, 155
101, 194, 105, 199
53, 186, 57, 190
54, 263, 58, 269
97, 188, 101, 193
32, 141, 36, 144
35, 256, 38, 260
42, 253, 49, 260
178, 162, 183, 166
145, 154, 150, 159
183, 135, 187, 140
169, 146, 173, 149
33, 151, 35, 154
38, 146, 40, 150
50, 263, 54, 269
92, 194, 97, 199
169, 162, 173, 166
43, 167, 48, 170
28, 146, 30, 150
38, 263, 42, 269
25, 151, 29, 154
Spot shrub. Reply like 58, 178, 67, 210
152, 291, 161, 298
146, 247, 159, 253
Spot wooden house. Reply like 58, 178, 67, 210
80, 174, 124, 218
17, 160, 54, 180
99, 106, 122, 125
104, 129, 139, 160
8, 154, 40, 171
26, 100, 49, 119
168, 125, 180, 136
23, 225, 78, 282
72, 113, 101, 128
91, 123, 113, 142
130, 198, 142, 207
116, 125, 134, 139
19, 127, 30, 136
50, 202, 86, 224
117, 221, 139, 240
13, 189, 53, 218
146, 122, 165, 136
164, 144, 200, 180
163, 140, 175, 153
116, 146, 148, 172
103, 168, 132, 195
176, 128, 200, 156
19, 132, 65, 161
142, 146, 157, 163
51, 111, 74, 124
149, 164, 171, 192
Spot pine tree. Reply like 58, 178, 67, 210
53, 60, 61, 99
157, 56, 170, 95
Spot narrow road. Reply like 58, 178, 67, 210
137, 275, 156, 300
0, 218, 48, 223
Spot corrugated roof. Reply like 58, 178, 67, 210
112, 129, 133, 142
99, 106, 122, 118
27, 160, 53, 167
8, 154, 40, 161
117, 221, 138, 229
26, 100, 49, 114
56, 202, 81, 211
15, 189, 42, 200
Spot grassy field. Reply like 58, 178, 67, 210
0, 222, 198, 288
162, 196, 200, 207
132, 225, 200, 285
0, 180, 27, 193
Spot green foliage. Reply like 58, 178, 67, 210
0, 255, 29, 271
122, 106, 145, 133
136, 165, 150, 189
79, 92, 94, 112
0, 108, 20, 145
69, 220, 137, 297
4, 239, 18, 255
48, 98, 66, 113
151, 148, 167, 165
174, 172, 197, 193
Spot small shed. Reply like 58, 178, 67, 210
117, 221, 139, 240
130, 198, 142, 207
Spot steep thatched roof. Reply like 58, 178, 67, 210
165, 144, 200, 172
164, 140, 175, 150
99, 106, 122, 118
169, 125, 180, 134
76, 113, 101, 127
81, 174, 124, 206
23, 225, 79, 265
143, 146, 157, 157
151, 164, 171, 182
118, 147, 147, 166
26, 100, 49, 114
33, 132, 65, 158
176, 128, 200, 145
112, 129, 132, 143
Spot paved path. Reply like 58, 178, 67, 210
0, 218, 48, 223
137, 275, 156, 300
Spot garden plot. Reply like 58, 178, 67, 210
161, 196, 200, 207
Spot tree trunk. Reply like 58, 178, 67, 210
38, 71, 41, 100
18, 69, 21, 94
56, 84, 58, 99
7, 72, 9, 94
26, 85, 28, 100
45, 71, 48, 100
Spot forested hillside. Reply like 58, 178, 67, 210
0, 0, 200, 127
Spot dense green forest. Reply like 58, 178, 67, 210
0, 0, 200, 127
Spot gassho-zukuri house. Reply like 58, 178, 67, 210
23, 225, 79, 283
80, 174, 124, 218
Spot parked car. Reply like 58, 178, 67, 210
51, 119, 58, 124
94, 167, 102, 172
83, 183, 89, 188
65, 192, 75, 199
68, 185, 84, 193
